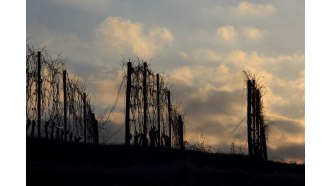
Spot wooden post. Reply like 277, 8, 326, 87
178, 115, 184, 150
31, 120, 36, 138
44, 122, 49, 139
26, 118, 31, 132
51, 122, 55, 140
125, 62, 132, 146
255, 89, 261, 158
37, 51, 41, 138
92, 113, 99, 144
56, 127, 60, 140
257, 89, 268, 160
143, 62, 148, 136
83, 93, 87, 143
63, 70, 67, 141
247, 80, 253, 157
260, 118, 268, 160
167, 90, 172, 148
156, 74, 161, 143
251, 80, 257, 156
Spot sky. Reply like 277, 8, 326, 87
26, 0, 305, 163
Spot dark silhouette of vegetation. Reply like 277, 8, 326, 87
244, 70, 268, 160
27, 138, 304, 186
26, 44, 99, 143
123, 59, 185, 149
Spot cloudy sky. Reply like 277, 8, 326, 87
26, 0, 304, 163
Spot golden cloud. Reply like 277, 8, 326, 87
170, 66, 194, 86
236, 1, 276, 16
95, 17, 174, 58
242, 27, 263, 40
216, 26, 237, 43
193, 49, 223, 62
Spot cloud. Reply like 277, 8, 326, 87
216, 26, 237, 43
235, 1, 276, 17
26, 23, 94, 64
166, 49, 304, 162
178, 52, 189, 60
170, 66, 194, 86
193, 49, 223, 63
214, 26, 265, 47
226, 50, 305, 74
268, 143, 305, 163
272, 119, 304, 136
211, 1, 276, 23
95, 17, 174, 58
242, 27, 263, 40
168, 65, 247, 149
184, 89, 243, 117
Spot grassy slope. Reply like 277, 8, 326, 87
27, 138, 304, 186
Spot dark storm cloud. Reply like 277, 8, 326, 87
169, 83, 195, 103
184, 89, 243, 117
68, 60, 121, 80
195, 120, 226, 137
271, 119, 304, 136
271, 102, 305, 120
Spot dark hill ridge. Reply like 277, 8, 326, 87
27, 138, 304, 186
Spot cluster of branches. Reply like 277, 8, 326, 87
244, 70, 269, 160
26, 44, 98, 143
125, 59, 184, 149
184, 132, 215, 153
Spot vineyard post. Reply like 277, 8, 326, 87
156, 74, 161, 143
255, 89, 261, 158
125, 61, 132, 146
63, 70, 67, 141
37, 51, 41, 138
178, 115, 184, 150
167, 90, 172, 148
260, 120, 268, 160
83, 93, 87, 143
252, 80, 257, 156
31, 121, 36, 138
247, 80, 253, 157
143, 62, 148, 136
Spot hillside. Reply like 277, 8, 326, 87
27, 138, 304, 186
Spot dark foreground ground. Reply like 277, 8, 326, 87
27, 138, 304, 186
